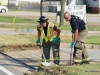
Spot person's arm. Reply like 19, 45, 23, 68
36, 25, 41, 43
71, 16, 79, 42
56, 28, 61, 38
37, 31, 41, 38
37, 24, 41, 38
73, 29, 78, 42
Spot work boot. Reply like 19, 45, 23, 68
82, 61, 90, 64
74, 62, 82, 65
54, 62, 59, 66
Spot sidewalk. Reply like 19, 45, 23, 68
0, 28, 100, 36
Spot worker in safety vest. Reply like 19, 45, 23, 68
64, 12, 90, 65
36, 16, 61, 66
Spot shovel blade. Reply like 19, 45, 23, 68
42, 62, 51, 66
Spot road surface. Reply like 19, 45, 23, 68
0, 58, 23, 75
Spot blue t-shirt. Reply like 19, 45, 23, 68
70, 15, 86, 32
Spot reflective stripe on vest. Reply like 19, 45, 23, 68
41, 22, 57, 42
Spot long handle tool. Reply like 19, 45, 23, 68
70, 33, 74, 65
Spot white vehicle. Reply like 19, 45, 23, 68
0, 6, 8, 13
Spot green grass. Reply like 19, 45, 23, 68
88, 25, 100, 31
0, 16, 37, 23
0, 16, 100, 31
61, 35, 100, 45
0, 24, 37, 29
67, 63, 100, 75
58, 25, 71, 30
86, 36, 100, 44
58, 25, 100, 31
26, 63, 100, 75
0, 34, 37, 46
0, 34, 100, 45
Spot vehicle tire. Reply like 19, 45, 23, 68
1, 9, 6, 13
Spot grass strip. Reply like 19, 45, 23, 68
0, 34, 100, 45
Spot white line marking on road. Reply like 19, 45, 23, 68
0, 66, 15, 75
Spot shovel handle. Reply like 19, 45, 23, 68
70, 33, 74, 65
70, 48, 73, 65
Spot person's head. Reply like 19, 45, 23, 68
64, 12, 71, 22
37, 16, 48, 27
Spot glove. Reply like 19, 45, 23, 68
53, 38, 59, 43
70, 42, 75, 48
71, 29, 74, 33
36, 38, 40, 43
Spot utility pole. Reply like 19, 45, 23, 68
59, 0, 66, 26
8, 0, 9, 8
40, 0, 43, 16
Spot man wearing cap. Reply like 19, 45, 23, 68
36, 16, 61, 66
64, 12, 90, 65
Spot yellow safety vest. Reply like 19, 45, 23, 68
40, 22, 57, 42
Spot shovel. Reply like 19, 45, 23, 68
67, 33, 74, 66
70, 33, 74, 65
37, 43, 51, 66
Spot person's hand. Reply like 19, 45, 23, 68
70, 42, 75, 48
53, 38, 59, 43
36, 38, 40, 43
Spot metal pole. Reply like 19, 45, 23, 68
59, 0, 66, 26
8, 0, 9, 6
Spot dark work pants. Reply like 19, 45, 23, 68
42, 38, 60, 64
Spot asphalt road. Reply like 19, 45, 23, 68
0, 11, 56, 16
0, 60, 23, 75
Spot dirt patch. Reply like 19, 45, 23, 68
0, 44, 40, 52
30, 66, 69, 75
